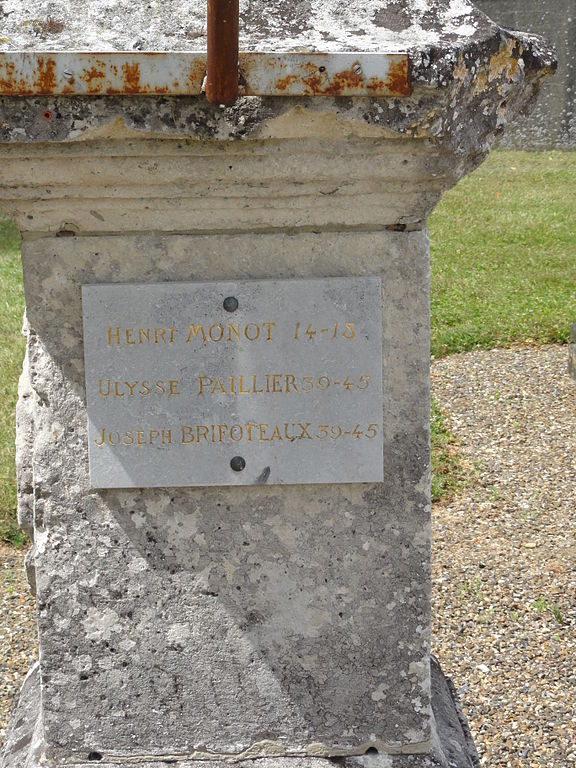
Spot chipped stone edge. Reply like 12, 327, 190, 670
59, 740, 430, 765
2, 659, 480, 768
0, 24, 557, 153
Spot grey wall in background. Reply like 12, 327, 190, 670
476, 0, 575, 148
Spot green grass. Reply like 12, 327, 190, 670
430, 150, 576, 357
0, 150, 574, 541
430, 397, 468, 502
0, 215, 24, 545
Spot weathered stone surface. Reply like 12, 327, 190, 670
1, 659, 480, 768
15, 229, 431, 762
0, 0, 516, 53
475, 0, 574, 148
0, 1, 556, 165
0, 137, 452, 236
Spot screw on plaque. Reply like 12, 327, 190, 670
223, 296, 239, 312
230, 456, 246, 472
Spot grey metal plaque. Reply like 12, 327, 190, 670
82, 277, 383, 488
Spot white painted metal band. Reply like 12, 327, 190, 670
0, 51, 411, 97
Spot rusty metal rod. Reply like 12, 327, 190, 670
206, 0, 239, 105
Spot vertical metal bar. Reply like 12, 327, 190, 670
206, 0, 239, 105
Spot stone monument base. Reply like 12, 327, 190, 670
1, 659, 479, 768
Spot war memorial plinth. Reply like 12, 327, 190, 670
0, 1, 554, 767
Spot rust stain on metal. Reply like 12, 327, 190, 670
187, 58, 207, 90
122, 62, 142, 94
314, 66, 364, 95
0, 51, 412, 97
274, 73, 300, 93
33, 56, 57, 94
81, 64, 106, 94
274, 57, 410, 97
0, 60, 27, 96
384, 56, 412, 97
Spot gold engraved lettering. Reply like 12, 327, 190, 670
192, 372, 377, 397
186, 324, 207, 343
209, 323, 224, 342
147, 429, 172, 445
106, 327, 176, 346
343, 322, 355, 339
98, 379, 111, 397
244, 323, 260, 341
239, 376, 250, 395
98, 380, 180, 397
211, 378, 227, 395
94, 428, 106, 446
198, 376, 212, 396
106, 431, 120, 446
186, 322, 274, 344
196, 425, 210, 443
124, 381, 138, 397
227, 323, 241, 342
262, 322, 275, 341
94, 428, 173, 447
161, 422, 379, 448
181, 425, 194, 444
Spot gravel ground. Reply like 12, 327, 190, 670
0, 544, 36, 743
432, 345, 576, 768
0, 344, 574, 765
